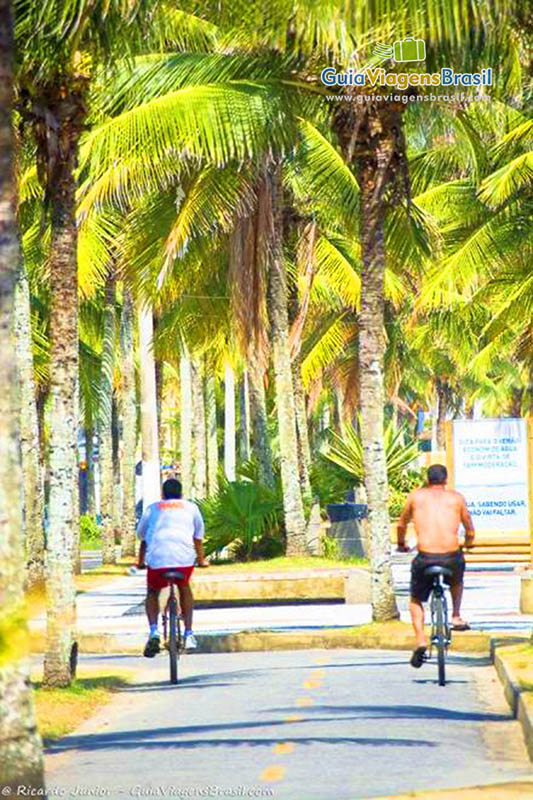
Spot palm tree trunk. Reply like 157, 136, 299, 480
42, 90, 86, 688
356, 111, 399, 622
14, 265, 45, 586
239, 371, 251, 463
111, 396, 122, 549
99, 273, 116, 565
191, 357, 207, 499
292, 357, 312, 505
180, 350, 193, 498
0, 2, 45, 783
137, 302, 160, 506
206, 372, 218, 495
120, 289, 137, 558
266, 168, 308, 554
249, 360, 274, 488
85, 425, 95, 515
436, 379, 447, 451
224, 361, 236, 481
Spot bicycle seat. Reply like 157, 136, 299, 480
162, 570, 185, 581
424, 565, 452, 579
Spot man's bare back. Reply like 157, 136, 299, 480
398, 485, 475, 554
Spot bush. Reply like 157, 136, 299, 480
200, 479, 284, 561
388, 469, 425, 518
310, 456, 355, 508
80, 515, 101, 546
324, 420, 420, 488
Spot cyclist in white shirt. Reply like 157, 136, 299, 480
137, 478, 207, 657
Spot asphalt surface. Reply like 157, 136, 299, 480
45, 650, 532, 800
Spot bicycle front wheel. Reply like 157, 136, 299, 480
168, 596, 179, 685
434, 595, 446, 686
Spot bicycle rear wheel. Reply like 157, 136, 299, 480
168, 595, 179, 684
434, 594, 446, 686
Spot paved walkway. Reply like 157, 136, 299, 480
28, 554, 533, 649
45, 649, 532, 800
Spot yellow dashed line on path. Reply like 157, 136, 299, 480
313, 657, 329, 665
303, 679, 322, 689
260, 766, 287, 782
273, 742, 295, 755
284, 714, 304, 723
296, 696, 314, 707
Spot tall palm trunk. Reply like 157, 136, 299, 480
292, 357, 312, 505
137, 303, 160, 506
14, 265, 45, 586
266, 168, 307, 554
120, 290, 137, 557
99, 273, 116, 565
206, 372, 218, 495
249, 361, 274, 488
239, 371, 251, 463
0, 2, 45, 787
41, 85, 86, 688
355, 103, 400, 621
191, 357, 207, 499
224, 361, 236, 481
85, 424, 95, 514
179, 350, 193, 498
436, 379, 448, 451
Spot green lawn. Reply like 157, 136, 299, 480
206, 555, 368, 572
33, 672, 131, 740
499, 643, 533, 691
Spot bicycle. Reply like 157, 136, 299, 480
160, 569, 185, 685
424, 565, 452, 686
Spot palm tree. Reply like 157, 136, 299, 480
99, 271, 117, 564
137, 302, 160, 506
266, 167, 308, 554
0, 0, 45, 787
120, 288, 137, 557
13, 0, 145, 687
14, 264, 45, 586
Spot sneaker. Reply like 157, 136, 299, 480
143, 634, 161, 658
410, 646, 427, 668
184, 632, 198, 651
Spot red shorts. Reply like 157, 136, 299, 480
147, 566, 194, 591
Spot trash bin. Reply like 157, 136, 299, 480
326, 503, 368, 557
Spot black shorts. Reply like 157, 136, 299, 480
410, 550, 465, 603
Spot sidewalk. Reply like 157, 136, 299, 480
29, 556, 533, 649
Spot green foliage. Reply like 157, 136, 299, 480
321, 534, 341, 561
325, 422, 420, 489
309, 455, 354, 508
80, 515, 101, 546
201, 479, 284, 561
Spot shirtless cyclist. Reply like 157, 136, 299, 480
397, 464, 475, 668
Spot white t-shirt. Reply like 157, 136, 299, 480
137, 499, 204, 568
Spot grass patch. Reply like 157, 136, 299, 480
499, 644, 533, 691
80, 536, 102, 551
207, 555, 369, 572
33, 670, 131, 741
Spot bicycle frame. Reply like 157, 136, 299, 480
429, 574, 451, 652
161, 582, 181, 645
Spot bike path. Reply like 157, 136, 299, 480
45, 649, 532, 800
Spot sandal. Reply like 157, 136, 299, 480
410, 646, 427, 668
451, 621, 471, 631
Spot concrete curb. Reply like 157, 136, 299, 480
492, 645, 533, 761
373, 780, 533, 799
30, 624, 498, 656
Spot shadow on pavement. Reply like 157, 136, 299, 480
261, 704, 511, 723
47, 728, 436, 754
